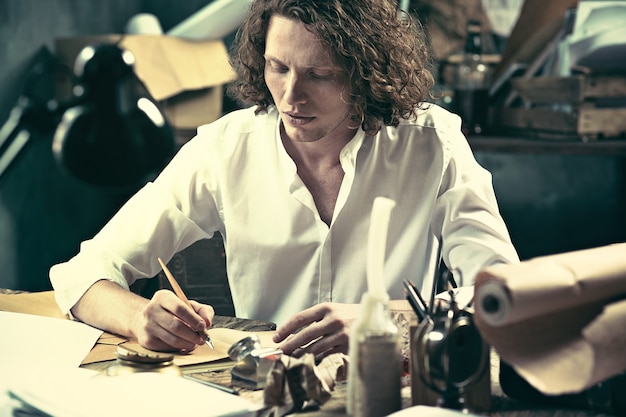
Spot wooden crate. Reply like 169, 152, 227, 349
494, 75, 626, 140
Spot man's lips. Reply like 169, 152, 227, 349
284, 112, 314, 125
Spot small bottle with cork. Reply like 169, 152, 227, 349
347, 197, 402, 417
453, 20, 492, 136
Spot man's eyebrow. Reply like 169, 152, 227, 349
264, 54, 285, 62
264, 55, 340, 71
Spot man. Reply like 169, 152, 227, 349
50, 0, 519, 361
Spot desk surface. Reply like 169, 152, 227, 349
82, 317, 615, 417
180, 356, 615, 417
1, 289, 615, 417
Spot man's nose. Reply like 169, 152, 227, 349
284, 74, 307, 104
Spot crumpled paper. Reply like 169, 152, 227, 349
474, 243, 626, 395
263, 353, 348, 417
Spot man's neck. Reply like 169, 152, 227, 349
280, 123, 355, 225
280, 125, 355, 171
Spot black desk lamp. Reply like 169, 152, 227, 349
0, 43, 175, 188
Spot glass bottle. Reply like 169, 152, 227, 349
454, 20, 491, 135
347, 292, 402, 417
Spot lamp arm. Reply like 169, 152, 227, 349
0, 95, 78, 180
0, 97, 35, 179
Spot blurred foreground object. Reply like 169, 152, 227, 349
411, 291, 489, 413
264, 353, 348, 416
474, 243, 626, 396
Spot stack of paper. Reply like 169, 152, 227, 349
9, 371, 260, 417
0, 309, 104, 416
567, 1, 626, 72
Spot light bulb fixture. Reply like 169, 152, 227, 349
0, 42, 175, 189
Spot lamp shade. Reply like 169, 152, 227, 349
52, 43, 175, 188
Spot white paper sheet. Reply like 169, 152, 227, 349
0, 311, 102, 371
8, 372, 260, 417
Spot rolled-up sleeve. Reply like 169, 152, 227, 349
50, 136, 220, 315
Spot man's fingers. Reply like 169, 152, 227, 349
141, 290, 207, 349
290, 327, 349, 358
143, 321, 200, 352
273, 303, 357, 360
273, 304, 328, 343
279, 329, 319, 355
189, 299, 215, 328
156, 291, 206, 332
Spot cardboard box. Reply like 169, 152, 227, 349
54, 35, 236, 134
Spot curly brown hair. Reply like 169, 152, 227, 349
227, 0, 435, 136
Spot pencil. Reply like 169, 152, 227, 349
157, 257, 215, 349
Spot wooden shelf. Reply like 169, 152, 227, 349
468, 135, 626, 156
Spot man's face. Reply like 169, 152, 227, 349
264, 15, 355, 144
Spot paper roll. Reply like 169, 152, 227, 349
474, 243, 626, 395
167, 0, 254, 40
126, 13, 163, 35
474, 280, 511, 326
475, 243, 626, 326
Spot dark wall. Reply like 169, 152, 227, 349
0, 0, 215, 291
476, 151, 626, 261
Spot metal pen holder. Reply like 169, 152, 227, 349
410, 295, 489, 412
228, 334, 283, 390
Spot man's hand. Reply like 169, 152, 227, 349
132, 289, 215, 352
272, 302, 360, 362
70, 280, 215, 353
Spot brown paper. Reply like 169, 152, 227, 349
0, 290, 277, 367
0, 291, 67, 319
474, 243, 626, 395
54, 35, 235, 102
263, 353, 348, 416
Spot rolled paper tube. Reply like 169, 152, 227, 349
473, 243, 626, 395
475, 243, 626, 326
474, 280, 512, 326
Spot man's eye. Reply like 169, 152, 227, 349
270, 64, 288, 73
310, 72, 333, 80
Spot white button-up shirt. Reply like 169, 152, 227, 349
50, 104, 519, 324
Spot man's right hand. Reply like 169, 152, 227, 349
71, 280, 215, 352
132, 289, 215, 351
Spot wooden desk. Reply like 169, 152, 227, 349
179, 356, 615, 417
82, 321, 615, 417
1, 289, 616, 416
